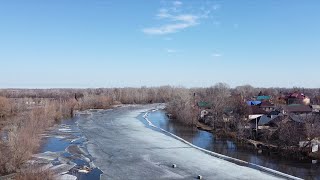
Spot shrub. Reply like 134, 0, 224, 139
15, 167, 54, 180
0, 96, 11, 118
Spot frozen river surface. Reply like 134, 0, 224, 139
76, 104, 298, 180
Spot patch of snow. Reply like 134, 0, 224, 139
33, 151, 61, 161
58, 174, 77, 180
58, 128, 73, 132
50, 163, 76, 175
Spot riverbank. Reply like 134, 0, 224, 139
18, 110, 103, 180
147, 109, 320, 179
195, 120, 320, 162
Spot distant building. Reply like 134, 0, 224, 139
259, 101, 275, 112
246, 101, 261, 106
311, 105, 320, 113
248, 106, 267, 120
256, 95, 271, 101
197, 101, 211, 110
282, 92, 311, 105
282, 104, 312, 115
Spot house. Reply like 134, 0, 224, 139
246, 101, 261, 106
300, 139, 320, 153
197, 102, 212, 124
248, 106, 267, 120
259, 101, 275, 112
283, 92, 311, 105
257, 115, 282, 129
197, 101, 211, 109
256, 95, 271, 101
282, 104, 312, 115
312, 105, 320, 113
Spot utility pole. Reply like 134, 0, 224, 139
255, 117, 258, 140
193, 92, 196, 126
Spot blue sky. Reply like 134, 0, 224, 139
0, 0, 319, 88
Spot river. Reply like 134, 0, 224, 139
37, 104, 319, 179
145, 109, 320, 180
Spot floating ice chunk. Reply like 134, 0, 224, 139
50, 163, 76, 175
58, 128, 73, 132
33, 151, 61, 161
58, 174, 77, 180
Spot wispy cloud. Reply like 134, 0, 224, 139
173, 1, 182, 7
211, 53, 222, 57
165, 48, 177, 53
142, 1, 218, 35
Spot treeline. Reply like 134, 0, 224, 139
0, 86, 176, 104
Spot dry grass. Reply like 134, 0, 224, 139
0, 96, 11, 118
80, 94, 112, 110
15, 167, 54, 180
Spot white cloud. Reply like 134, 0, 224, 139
143, 13, 198, 35
165, 48, 177, 53
157, 8, 171, 19
173, 1, 182, 7
173, 14, 198, 23
211, 53, 222, 57
212, 4, 221, 10
142, 1, 215, 35
144, 21, 196, 35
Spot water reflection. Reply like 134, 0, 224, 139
147, 110, 320, 180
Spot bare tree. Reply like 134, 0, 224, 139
0, 97, 11, 118
206, 83, 231, 128
167, 88, 195, 125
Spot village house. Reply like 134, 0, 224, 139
311, 105, 320, 113
248, 105, 267, 120
257, 114, 282, 129
258, 101, 275, 112
281, 92, 311, 105
282, 104, 312, 115
197, 101, 212, 124
256, 95, 271, 102
246, 101, 261, 106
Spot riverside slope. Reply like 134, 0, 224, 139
77, 104, 292, 180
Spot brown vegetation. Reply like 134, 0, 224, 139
15, 167, 54, 180
0, 99, 77, 175
166, 88, 196, 125
0, 96, 11, 118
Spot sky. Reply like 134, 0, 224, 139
0, 0, 319, 88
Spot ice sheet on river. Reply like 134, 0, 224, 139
77, 104, 296, 180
